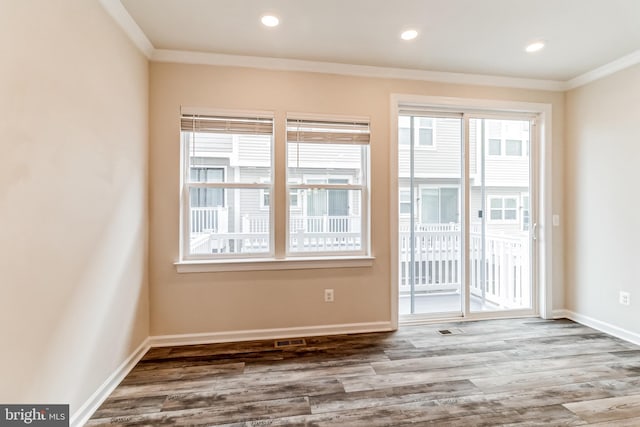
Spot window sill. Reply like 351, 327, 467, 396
175, 256, 375, 273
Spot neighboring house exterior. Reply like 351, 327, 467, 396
398, 116, 531, 234
187, 116, 530, 240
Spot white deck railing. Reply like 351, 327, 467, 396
189, 211, 529, 309
190, 207, 228, 233
398, 223, 530, 309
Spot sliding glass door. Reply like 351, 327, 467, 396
469, 118, 533, 312
398, 112, 535, 319
398, 115, 463, 316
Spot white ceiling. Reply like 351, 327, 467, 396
120, 0, 640, 82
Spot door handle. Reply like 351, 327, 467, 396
532, 223, 538, 241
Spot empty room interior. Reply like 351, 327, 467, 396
2, 0, 640, 425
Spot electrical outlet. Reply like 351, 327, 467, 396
324, 289, 334, 303
619, 291, 631, 306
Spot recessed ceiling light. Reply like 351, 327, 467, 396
261, 15, 279, 27
401, 29, 418, 41
525, 41, 545, 53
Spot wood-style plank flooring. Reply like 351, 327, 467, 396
88, 318, 640, 426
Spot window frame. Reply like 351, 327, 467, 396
399, 188, 413, 217
188, 165, 226, 208
177, 109, 375, 270
398, 116, 437, 149
486, 120, 528, 157
286, 114, 370, 257
487, 195, 519, 224
417, 185, 460, 225
180, 109, 275, 261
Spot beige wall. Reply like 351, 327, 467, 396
0, 0, 149, 415
565, 64, 640, 333
149, 62, 565, 335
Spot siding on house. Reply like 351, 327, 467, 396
288, 142, 363, 170
187, 116, 529, 235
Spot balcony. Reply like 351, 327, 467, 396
188, 208, 530, 310
399, 223, 531, 312
189, 208, 361, 254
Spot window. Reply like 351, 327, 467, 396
486, 119, 529, 157
189, 166, 224, 207
399, 190, 412, 215
398, 116, 435, 147
505, 139, 522, 156
287, 117, 369, 254
420, 187, 459, 224
260, 181, 300, 210
181, 112, 273, 258
488, 196, 518, 222
289, 190, 300, 208
488, 138, 502, 155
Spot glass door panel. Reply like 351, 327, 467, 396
398, 115, 462, 316
469, 118, 533, 312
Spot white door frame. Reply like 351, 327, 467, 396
390, 94, 554, 328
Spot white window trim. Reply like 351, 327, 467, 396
175, 256, 375, 273
487, 195, 519, 223
180, 109, 275, 261
188, 165, 227, 207
180, 111, 371, 267
285, 114, 370, 257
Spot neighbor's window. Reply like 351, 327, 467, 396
486, 119, 529, 157
398, 116, 435, 147
420, 187, 459, 224
181, 112, 273, 258
488, 196, 518, 221
488, 138, 502, 156
505, 139, 523, 156
399, 189, 412, 215
287, 117, 370, 254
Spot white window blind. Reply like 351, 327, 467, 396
286, 118, 370, 144
181, 114, 273, 135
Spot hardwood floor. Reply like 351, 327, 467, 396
87, 318, 640, 426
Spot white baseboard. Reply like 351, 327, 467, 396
79, 315, 634, 425
564, 310, 640, 346
552, 309, 569, 319
70, 338, 150, 427
149, 321, 394, 347
73, 321, 393, 425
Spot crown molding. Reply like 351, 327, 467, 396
101, 0, 640, 93
99, 0, 153, 58
152, 49, 567, 92
566, 49, 640, 90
